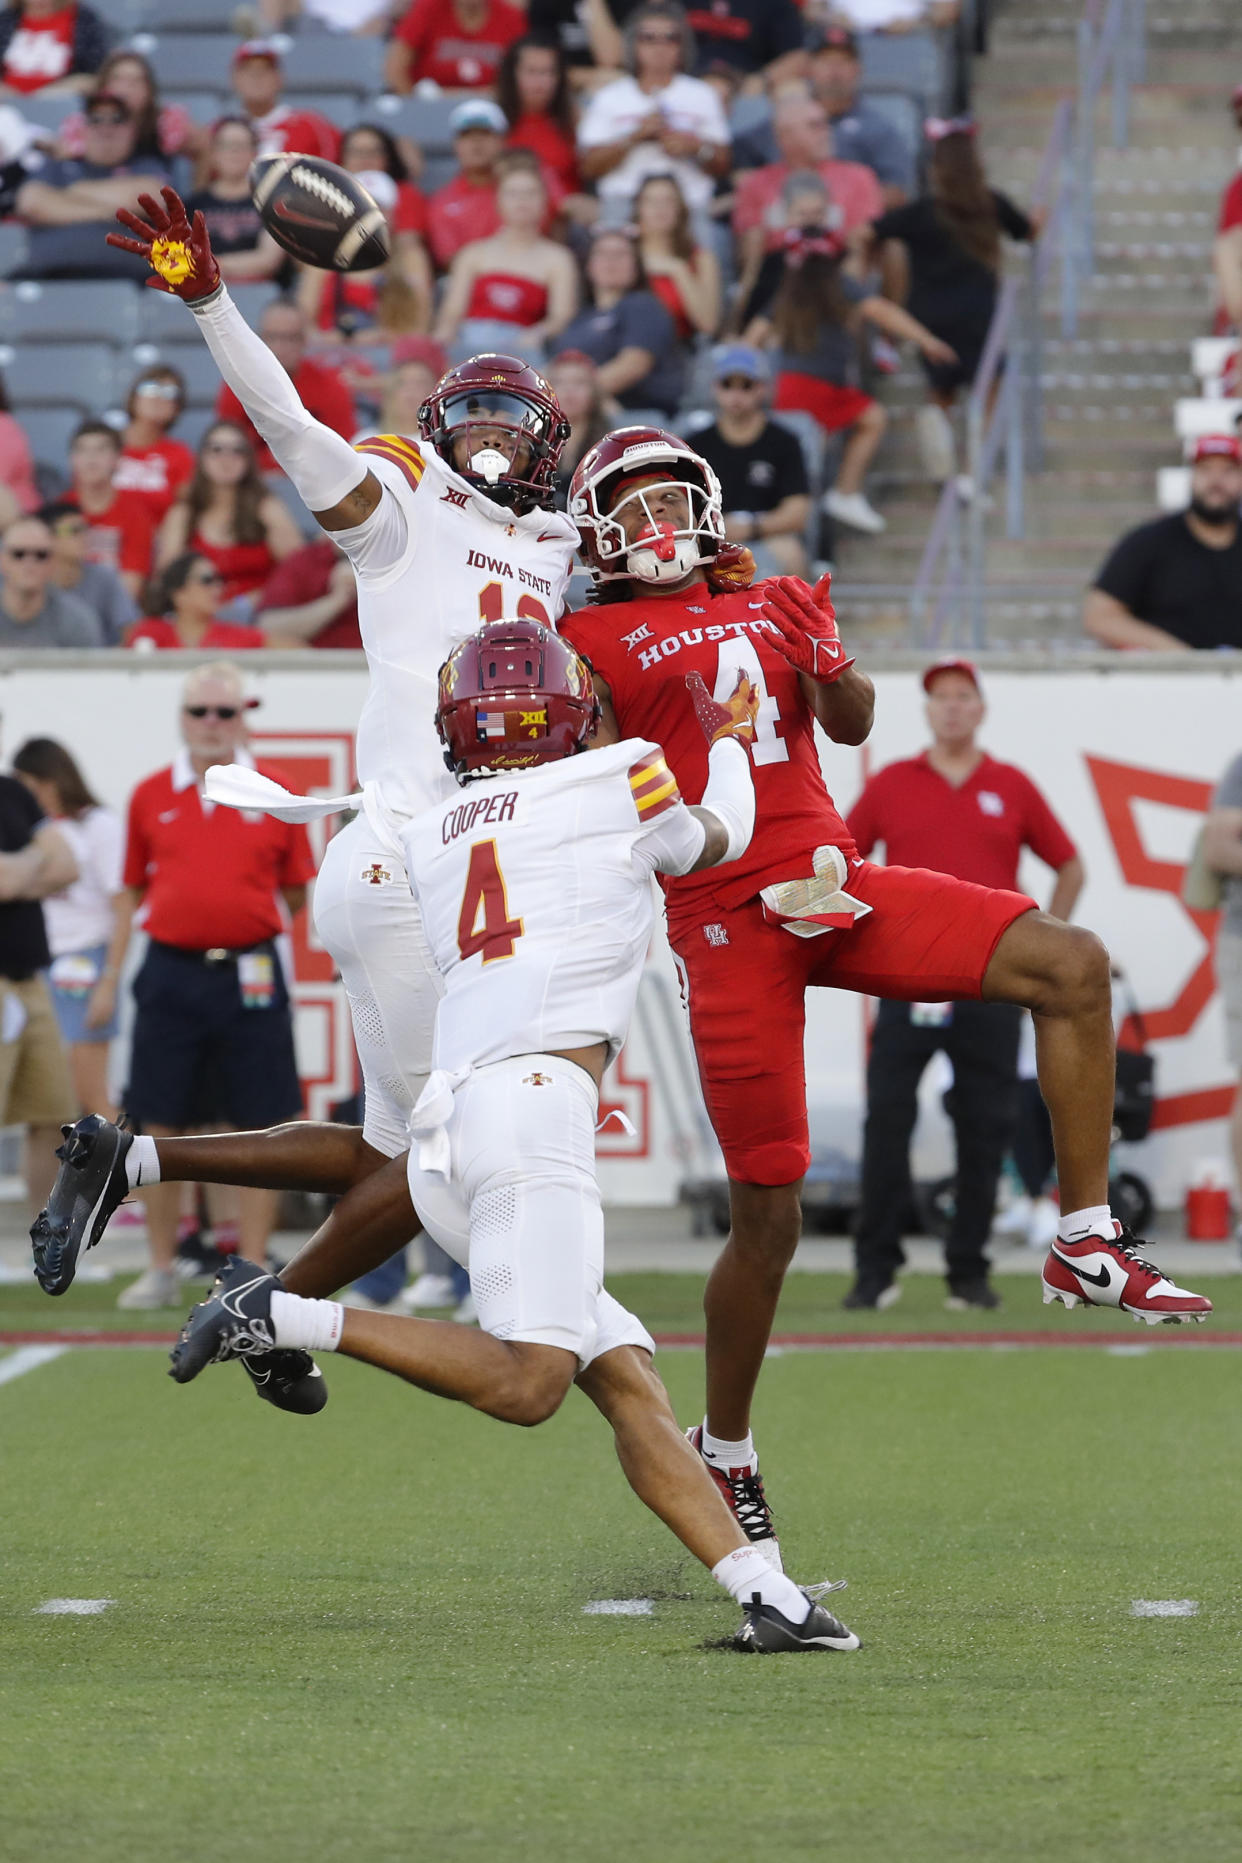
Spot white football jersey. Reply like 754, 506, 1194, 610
335, 434, 579, 823
401, 739, 703, 1073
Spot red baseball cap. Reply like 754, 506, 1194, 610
922, 657, 981, 694
232, 38, 282, 68
1191, 433, 1242, 463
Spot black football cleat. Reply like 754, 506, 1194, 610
169, 1256, 281, 1384
734, 1588, 862, 1654
242, 1348, 328, 1415
31, 1113, 134, 1295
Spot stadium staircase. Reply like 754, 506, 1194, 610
838, 0, 1238, 646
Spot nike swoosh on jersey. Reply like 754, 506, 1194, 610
1050, 1246, 1113, 1288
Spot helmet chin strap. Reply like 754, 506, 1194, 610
626, 521, 702, 584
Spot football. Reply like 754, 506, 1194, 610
249, 153, 390, 273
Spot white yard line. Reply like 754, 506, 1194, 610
583, 1599, 655, 1616
0, 1344, 66, 1385
1131, 1599, 1199, 1617
34, 1599, 115, 1615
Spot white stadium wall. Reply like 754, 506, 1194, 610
4, 651, 1238, 1210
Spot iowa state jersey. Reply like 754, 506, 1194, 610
401, 739, 701, 1073
561, 581, 854, 910
339, 433, 579, 823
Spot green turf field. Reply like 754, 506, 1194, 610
2, 1272, 1239, 1863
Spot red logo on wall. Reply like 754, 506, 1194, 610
1085, 756, 1227, 1130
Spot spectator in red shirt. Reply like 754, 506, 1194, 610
129, 552, 267, 651
113, 660, 313, 1309
384, 0, 526, 96
844, 660, 1083, 1311
65, 419, 153, 599
732, 91, 885, 265
429, 109, 566, 272
1213, 84, 1242, 331
256, 537, 360, 648
0, 369, 38, 518
156, 421, 302, 611
497, 34, 581, 198
0, 0, 110, 98
113, 364, 195, 526
216, 299, 357, 472
228, 38, 339, 162
427, 98, 509, 272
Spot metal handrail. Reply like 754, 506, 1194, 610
907, 0, 1143, 645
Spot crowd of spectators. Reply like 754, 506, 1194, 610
0, 0, 1030, 636
1083, 79, 1242, 654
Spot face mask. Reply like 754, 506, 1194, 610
626, 520, 700, 583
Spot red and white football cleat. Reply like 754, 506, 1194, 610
1042, 1223, 1212, 1325
686, 1425, 783, 1571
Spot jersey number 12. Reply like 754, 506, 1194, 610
457, 840, 523, 964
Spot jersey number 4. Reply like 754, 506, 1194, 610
457, 840, 523, 964
713, 638, 788, 765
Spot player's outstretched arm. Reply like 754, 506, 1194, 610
108, 187, 381, 532
760, 573, 875, 745
682, 670, 758, 871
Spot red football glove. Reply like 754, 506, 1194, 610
705, 542, 756, 594
106, 185, 221, 301
759, 573, 854, 684
685, 669, 759, 747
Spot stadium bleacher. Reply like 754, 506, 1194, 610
0, 5, 967, 522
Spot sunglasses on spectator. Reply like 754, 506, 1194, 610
5, 547, 51, 560
183, 705, 241, 720
136, 380, 181, 399
187, 569, 224, 585
719, 376, 761, 390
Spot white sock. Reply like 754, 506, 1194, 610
700, 1422, 757, 1473
270, 1290, 344, 1353
711, 1546, 810, 1623
1057, 1204, 1114, 1243
125, 1134, 160, 1190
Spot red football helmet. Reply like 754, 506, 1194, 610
568, 425, 725, 585
436, 619, 600, 783
419, 354, 570, 512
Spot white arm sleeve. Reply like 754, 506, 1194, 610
190, 287, 369, 514
696, 737, 756, 864
635, 800, 708, 878
631, 737, 755, 876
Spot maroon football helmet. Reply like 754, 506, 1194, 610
419, 354, 570, 512
568, 425, 725, 584
436, 619, 600, 783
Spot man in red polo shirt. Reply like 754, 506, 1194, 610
228, 40, 340, 162
216, 299, 356, 475
65, 420, 154, 602
111, 661, 314, 1309
845, 659, 1084, 1310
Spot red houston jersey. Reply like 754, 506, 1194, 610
560, 580, 855, 910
